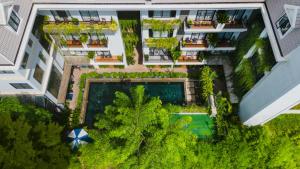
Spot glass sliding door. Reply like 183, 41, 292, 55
195, 10, 215, 21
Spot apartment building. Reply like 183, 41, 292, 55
0, 0, 298, 125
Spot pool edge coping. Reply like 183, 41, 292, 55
79, 78, 189, 124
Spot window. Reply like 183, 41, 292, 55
218, 32, 234, 40
228, 10, 245, 21
10, 83, 32, 89
39, 52, 47, 63
191, 33, 206, 40
149, 29, 172, 38
276, 13, 291, 36
149, 48, 168, 56
0, 70, 14, 74
33, 65, 44, 84
28, 39, 33, 48
8, 10, 20, 32
21, 52, 29, 69
196, 10, 215, 21
149, 10, 176, 18
80, 11, 100, 22
96, 51, 111, 58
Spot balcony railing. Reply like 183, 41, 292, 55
94, 55, 122, 62
186, 20, 216, 29
87, 38, 108, 48
178, 55, 199, 62
224, 20, 246, 29
182, 39, 208, 48
66, 40, 82, 48
43, 19, 118, 34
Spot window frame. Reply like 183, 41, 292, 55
7, 9, 21, 33
276, 13, 292, 37
10, 83, 33, 89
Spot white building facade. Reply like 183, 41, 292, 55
0, 0, 298, 125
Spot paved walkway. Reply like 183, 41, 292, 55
65, 55, 238, 110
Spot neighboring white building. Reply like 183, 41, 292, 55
0, 0, 298, 125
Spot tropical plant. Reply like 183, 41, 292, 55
235, 58, 256, 93
215, 93, 232, 137
142, 19, 181, 31
79, 33, 88, 43
71, 17, 79, 25
119, 19, 139, 65
207, 33, 219, 47
87, 51, 95, 59
145, 37, 179, 50
74, 86, 197, 168
200, 66, 218, 102
171, 48, 181, 61
43, 19, 118, 34
216, 10, 229, 24
0, 97, 71, 169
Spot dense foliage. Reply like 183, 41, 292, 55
70, 86, 300, 169
71, 86, 197, 168
0, 97, 71, 169
119, 19, 139, 65
200, 66, 217, 102
142, 19, 181, 31
145, 37, 179, 50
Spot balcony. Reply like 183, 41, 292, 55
144, 54, 173, 65
87, 39, 108, 48
181, 39, 208, 48
181, 39, 235, 51
94, 55, 122, 63
43, 19, 118, 34
66, 40, 82, 48
186, 20, 216, 29
223, 20, 247, 32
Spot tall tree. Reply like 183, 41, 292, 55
0, 97, 71, 169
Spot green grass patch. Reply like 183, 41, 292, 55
170, 114, 215, 139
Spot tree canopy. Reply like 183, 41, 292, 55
0, 97, 71, 169
71, 86, 300, 169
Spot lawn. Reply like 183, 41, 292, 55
171, 113, 215, 139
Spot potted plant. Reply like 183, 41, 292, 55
144, 54, 149, 61
87, 51, 95, 59
207, 33, 219, 48
71, 18, 79, 25
80, 34, 88, 44
187, 19, 193, 28
216, 10, 229, 24
171, 48, 181, 62
60, 38, 67, 47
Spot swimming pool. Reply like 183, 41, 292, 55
85, 81, 185, 126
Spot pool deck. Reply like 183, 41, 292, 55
79, 78, 189, 124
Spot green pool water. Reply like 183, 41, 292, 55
170, 114, 215, 139
86, 82, 185, 126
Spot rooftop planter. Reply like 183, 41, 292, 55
142, 19, 181, 31
43, 19, 118, 34
145, 37, 179, 49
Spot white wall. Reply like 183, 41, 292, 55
240, 46, 300, 126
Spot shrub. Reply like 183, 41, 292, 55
207, 33, 219, 47
216, 10, 229, 24
87, 51, 95, 59
171, 48, 181, 61
71, 17, 79, 25
144, 54, 149, 61
80, 34, 88, 43
200, 66, 217, 102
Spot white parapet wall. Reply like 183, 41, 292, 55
239, 46, 300, 126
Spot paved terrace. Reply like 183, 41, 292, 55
62, 55, 238, 110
